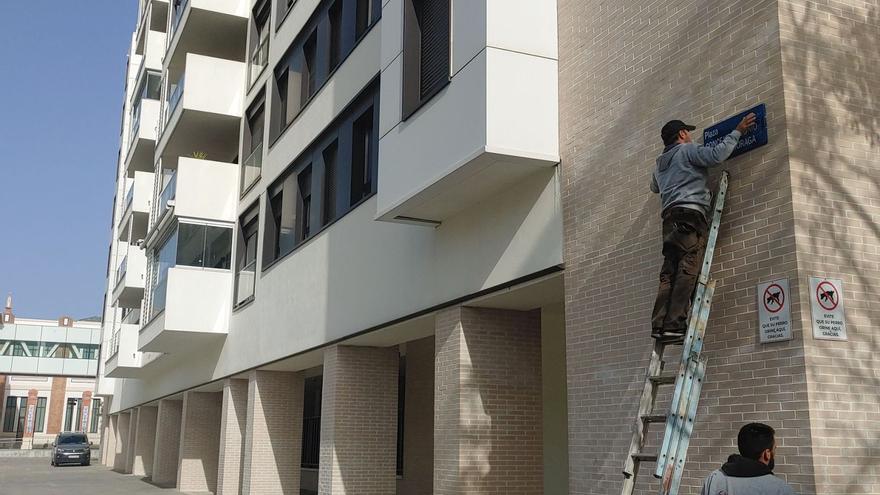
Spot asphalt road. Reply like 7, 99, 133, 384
0, 457, 188, 494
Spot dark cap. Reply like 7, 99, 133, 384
661, 120, 697, 145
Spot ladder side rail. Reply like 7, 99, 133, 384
664, 358, 709, 495
655, 281, 716, 478
696, 171, 729, 288
622, 339, 667, 480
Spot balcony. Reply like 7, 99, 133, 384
240, 142, 262, 194
147, 156, 238, 247
104, 324, 162, 378
135, 0, 169, 55
248, 36, 269, 88
166, 0, 247, 71
0, 323, 101, 377
125, 99, 161, 177
138, 267, 232, 353
112, 247, 147, 309
375, 1, 559, 223
117, 171, 153, 244
155, 53, 246, 168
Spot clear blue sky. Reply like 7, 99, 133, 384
0, 2, 137, 320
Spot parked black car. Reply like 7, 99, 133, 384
50, 432, 91, 466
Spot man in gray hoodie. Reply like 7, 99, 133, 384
649, 113, 755, 339
701, 423, 796, 495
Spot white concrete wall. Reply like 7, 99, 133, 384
144, 30, 167, 70
165, 267, 232, 336
132, 171, 154, 214
182, 54, 245, 117
175, 157, 238, 222
192, 0, 249, 17
136, 99, 160, 141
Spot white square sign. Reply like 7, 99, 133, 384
809, 277, 847, 341
757, 278, 792, 343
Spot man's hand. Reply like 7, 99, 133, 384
736, 113, 757, 134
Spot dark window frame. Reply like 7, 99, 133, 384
34, 397, 47, 433
262, 79, 379, 272
402, 0, 451, 120
234, 201, 261, 310
241, 89, 267, 196
2, 396, 16, 433
269, 0, 380, 146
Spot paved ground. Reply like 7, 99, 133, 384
0, 457, 187, 494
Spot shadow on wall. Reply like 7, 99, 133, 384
781, 2, 880, 494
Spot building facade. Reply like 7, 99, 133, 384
0, 305, 102, 448
95, 0, 878, 494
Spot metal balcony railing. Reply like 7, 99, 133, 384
129, 102, 142, 144
171, 0, 189, 36
124, 184, 135, 212
109, 330, 121, 358
115, 256, 129, 286
159, 171, 177, 216
166, 74, 185, 123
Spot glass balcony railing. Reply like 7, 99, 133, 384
122, 307, 141, 326
249, 37, 269, 86
115, 256, 129, 286
159, 171, 177, 216
124, 184, 135, 212
234, 259, 256, 306
166, 75, 185, 123
129, 102, 142, 144
241, 142, 263, 193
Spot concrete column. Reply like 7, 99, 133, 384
217, 379, 248, 495
113, 411, 131, 472
133, 406, 158, 477
124, 408, 139, 473
241, 371, 304, 495
152, 399, 183, 487
434, 306, 543, 495
103, 413, 118, 467
319, 345, 399, 495
178, 391, 222, 494
397, 337, 435, 495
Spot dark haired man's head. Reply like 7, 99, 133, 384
738, 423, 776, 468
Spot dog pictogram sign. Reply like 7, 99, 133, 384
757, 279, 791, 343
809, 277, 847, 341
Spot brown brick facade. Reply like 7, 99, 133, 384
319, 345, 399, 495
241, 370, 303, 495
46, 377, 66, 434
178, 391, 222, 493
434, 306, 544, 495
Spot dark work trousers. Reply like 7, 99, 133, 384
651, 207, 709, 333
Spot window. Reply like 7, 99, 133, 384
242, 93, 266, 193
64, 398, 79, 432
2, 397, 16, 432
402, 0, 450, 118
302, 31, 318, 106
150, 229, 178, 318
15, 397, 26, 434
355, 0, 379, 39
90, 399, 102, 433
249, 0, 271, 86
277, 0, 297, 28
235, 204, 260, 306
301, 375, 322, 469
263, 81, 379, 268
328, 0, 343, 71
34, 397, 47, 433
270, 0, 379, 142
350, 106, 375, 205
322, 141, 338, 224
297, 166, 313, 240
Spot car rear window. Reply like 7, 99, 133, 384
59, 434, 88, 444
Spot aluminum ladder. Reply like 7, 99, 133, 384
620, 171, 730, 495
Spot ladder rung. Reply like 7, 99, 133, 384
632, 453, 658, 462
642, 414, 667, 423
649, 375, 676, 385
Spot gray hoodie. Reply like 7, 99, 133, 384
701, 455, 797, 495
650, 130, 742, 219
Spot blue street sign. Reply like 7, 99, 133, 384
702, 104, 768, 159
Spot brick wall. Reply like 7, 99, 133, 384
152, 399, 183, 487
46, 377, 66, 434
178, 391, 222, 493
397, 337, 434, 495
778, 1, 880, 493
557, 0, 821, 492
133, 406, 158, 477
241, 370, 303, 495
217, 379, 248, 495
113, 412, 131, 472
434, 306, 543, 495
319, 345, 399, 495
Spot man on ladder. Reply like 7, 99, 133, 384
650, 113, 756, 340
